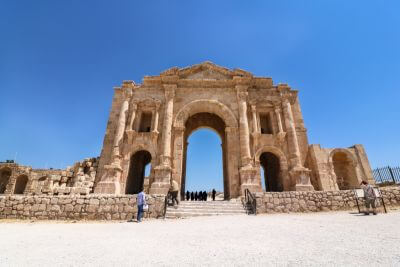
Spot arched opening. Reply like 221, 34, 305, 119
0, 168, 12, 194
126, 150, 152, 194
14, 175, 28, 194
259, 152, 282, 192
181, 113, 227, 199
332, 151, 358, 190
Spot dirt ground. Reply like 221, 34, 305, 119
0, 211, 399, 266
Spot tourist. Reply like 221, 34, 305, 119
136, 189, 146, 223
190, 191, 194, 201
186, 190, 190, 201
195, 191, 198, 201
361, 180, 377, 215
212, 189, 216, 201
203, 191, 207, 201
170, 179, 180, 206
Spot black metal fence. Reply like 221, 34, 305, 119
373, 166, 400, 185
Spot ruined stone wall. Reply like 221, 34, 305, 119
0, 157, 99, 196
254, 186, 400, 213
0, 194, 165, 220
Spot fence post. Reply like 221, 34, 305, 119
388, 166, 396, 184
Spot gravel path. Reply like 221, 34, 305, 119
1, 211, 399, 266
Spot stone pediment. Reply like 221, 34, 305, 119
160, 61, 252, 80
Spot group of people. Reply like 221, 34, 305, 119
185, 190, 209, 201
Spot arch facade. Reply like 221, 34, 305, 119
94, 62, 373, 196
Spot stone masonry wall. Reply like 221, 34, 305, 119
0, 194, 165, 221
254, 186, 400, 213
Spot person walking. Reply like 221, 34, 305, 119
170, 179, 180, 206
195, 191, 198, 201
212, 189, 216, 201
203, 191, 207, 201
190, 191, 194, 201
136, 189, 146, 223
361, 180, 377, 215
186, 190, 190, 201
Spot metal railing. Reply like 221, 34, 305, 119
373, 166, 400, 185
244, 188, 257, 215
163, 192, 171, 219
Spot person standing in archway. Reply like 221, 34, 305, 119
212, 189, 216, 201
170, 179, 180, 207
361, 180, 377, 215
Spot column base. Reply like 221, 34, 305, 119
149, 164, 172, 195
240, 183, 262, 195
289, 166, 315, 191
239, 165, 262, 195
93, 164, 122, 194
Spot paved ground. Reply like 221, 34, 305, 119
1, 211, 399, 266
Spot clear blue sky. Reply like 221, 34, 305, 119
1, 1, 399, 191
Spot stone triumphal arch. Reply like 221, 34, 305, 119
92, 62, 374, 198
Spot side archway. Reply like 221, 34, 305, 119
125, 150, 152, 194
254, 146, 290, 191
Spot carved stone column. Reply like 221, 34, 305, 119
275, 108, 284, 133
236, 86, 260, 194
282, 99, 302, 168
152, 102, 160, 133
251, 104, 258, 134
282, 98, 314, 191
274, 107, 286, 143
111, 99, 129, 165
128, 101, 138, 131
150, 84, 176, 194
160, 85, 175, 166
95, 88, 132, 194
236, 85, 252, 167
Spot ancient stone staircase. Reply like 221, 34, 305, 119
165, 200, 248, 218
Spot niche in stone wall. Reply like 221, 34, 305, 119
138, 112, 152, 132
332, 151, 358, 190
0, 168, 12, 194
260, 113, 273, 134
14, 175, 28, 194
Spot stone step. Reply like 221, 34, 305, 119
165, 200, 248, 218
165, 212, 247, 218
167, 207, 246, 213
174, 205, 243, 209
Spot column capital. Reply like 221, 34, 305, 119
164, 84, 176, 100
123, 87, 133, 99
154, 100, 161, 110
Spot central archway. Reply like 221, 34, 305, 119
181, 113, 227, 199
173, 99, 240, 199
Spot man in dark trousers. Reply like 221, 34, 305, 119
194, 191, 198, 201
203, 191, 207, 201
186, 191, 190, 201
212, 189, 216, 201
190, 191, 194, 201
